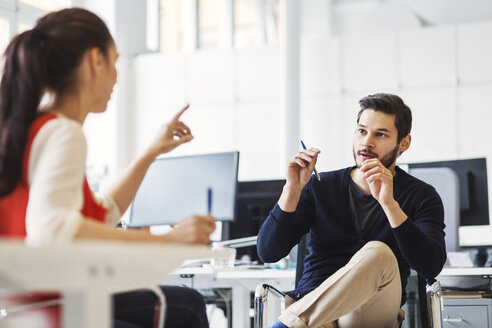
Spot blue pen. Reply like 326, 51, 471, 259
207, 187, 213, 214
300, 140, 321, 181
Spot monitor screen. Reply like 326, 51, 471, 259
129, 151, 239, 227
407, 158, 489, 226
223, 179, 285, 262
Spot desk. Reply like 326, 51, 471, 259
437, 267, 492, 328
166, 267, 295, 328
0, 240, 213, 328
438, 267, 492, 291
440, 267, 492, 276
166, 267, 492, 328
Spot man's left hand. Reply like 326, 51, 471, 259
360, 158, 394, 206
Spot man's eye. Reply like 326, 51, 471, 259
376, 133, 386, 137
358, 129, 366, 134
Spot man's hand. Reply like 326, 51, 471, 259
278, 148, 320, 212
286, 148, 320, 189
164, 215, 216, 244
359, 158, 394, 206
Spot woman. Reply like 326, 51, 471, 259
0, 8, 215, 328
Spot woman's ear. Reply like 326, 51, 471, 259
85, 47, 105, 76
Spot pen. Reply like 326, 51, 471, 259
207, 187, 213, 214
300, 140, 321, 181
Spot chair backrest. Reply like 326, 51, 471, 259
295, 234, 308, 288
418, 276, 431, 327
408, 167, 460, 252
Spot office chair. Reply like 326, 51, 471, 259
254, 235, 444, 328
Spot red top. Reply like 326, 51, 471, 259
0, 113, 107, 238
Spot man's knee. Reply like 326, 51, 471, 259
361, 241, 397, 267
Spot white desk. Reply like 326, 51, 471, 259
166, 267, 295, 328
0, 240, 213, 328
438, 267, 492, 289
166, 267, 492, 328
440, 267, 492, 276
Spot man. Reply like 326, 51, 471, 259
257, 93, 446, 328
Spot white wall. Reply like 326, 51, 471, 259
132, 45, 283, 181
132, 17, 492, 242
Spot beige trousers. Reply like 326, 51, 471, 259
279, 241, 403, 328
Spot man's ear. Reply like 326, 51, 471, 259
398, 134, 411, 155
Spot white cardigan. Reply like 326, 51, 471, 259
25, 115, 121, 246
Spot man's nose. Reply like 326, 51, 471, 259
361, 134, 374, 148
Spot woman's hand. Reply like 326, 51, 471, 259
164, 215, 216, 245
147, 104, 194, 158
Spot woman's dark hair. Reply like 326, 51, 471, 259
357, 93, 412, 143
0, 8, 113, 197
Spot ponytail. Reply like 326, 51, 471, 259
0, 30, 49, 197
0, 8, 113, 197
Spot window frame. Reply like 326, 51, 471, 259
0, 0, 59, 43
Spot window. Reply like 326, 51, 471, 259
160, 0, 183, 53
234, 0, 260, 48
158, 0, 282, 53
0, 0, 67, 55
19, 0, 61, 11
234, 0, 281, 48
199, 0, 220, 49
0, 16, 9, 51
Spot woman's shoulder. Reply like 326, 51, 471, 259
35, 114, 85, 142
30, 114, 87, 166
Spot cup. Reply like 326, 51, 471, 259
210, 246, 236, 269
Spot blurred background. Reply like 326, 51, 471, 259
2, 0, 492, 241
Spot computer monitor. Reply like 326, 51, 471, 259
129, 151, 239, 227
407, 158, 489, 226
223, 179, 285, 262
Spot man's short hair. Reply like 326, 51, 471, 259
357, 93, 412, 143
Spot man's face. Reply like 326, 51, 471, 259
352, 109, 401, 169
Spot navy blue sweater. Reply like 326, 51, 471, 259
257, 166, 446, 305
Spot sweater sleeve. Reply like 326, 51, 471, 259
94, 191, 122, 226
392, 187, 446, 279
257, 180, 315, 263
26, 118, 87, 246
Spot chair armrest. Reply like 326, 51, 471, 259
254, 284, 286, 328
255, 284, 286, 301
426, 280, 443, 328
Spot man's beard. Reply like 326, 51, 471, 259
353, 143, 400, 169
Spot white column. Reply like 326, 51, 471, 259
281, 0, 300, 164
113, 0, 147, 179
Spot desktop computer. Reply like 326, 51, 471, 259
408, 157, 489, 227
223, 179, 285, 264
